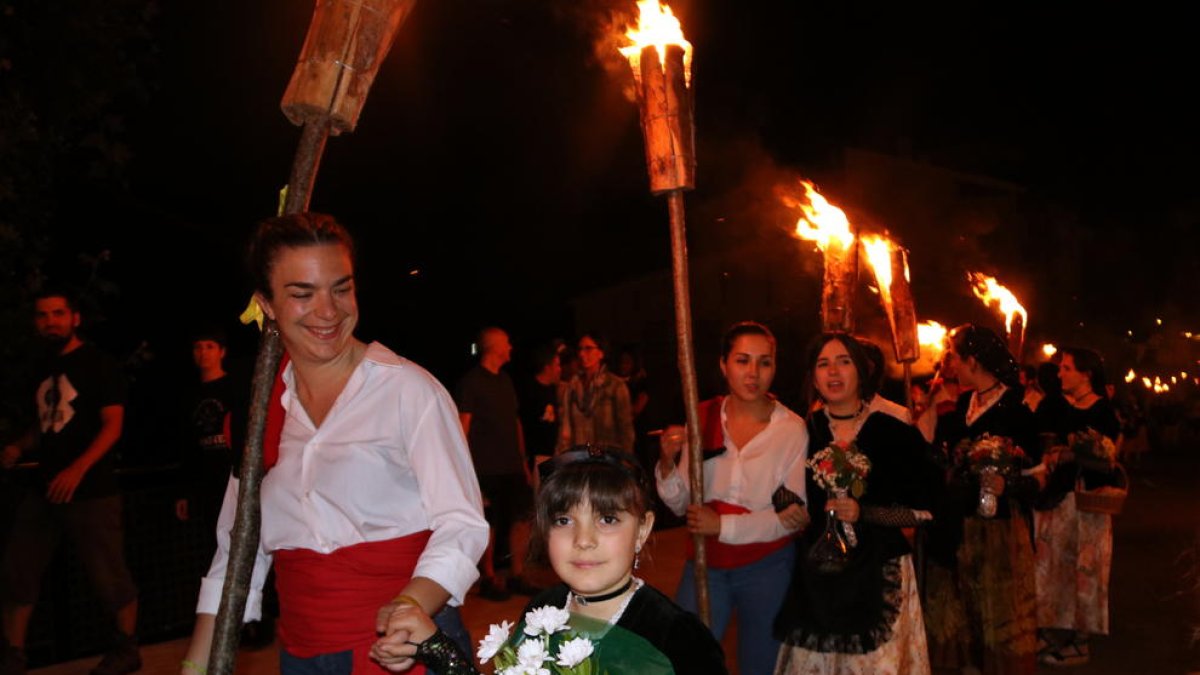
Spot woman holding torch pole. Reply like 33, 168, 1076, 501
656, 321, 809, 675
181, 213, 488, 675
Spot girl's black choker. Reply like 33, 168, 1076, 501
827, 404, 865, 421
574, 577, 634, 606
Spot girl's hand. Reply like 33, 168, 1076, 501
777, 503, 809, 532
826, 496, 860, 523
371, 603, 435, 672
686, 504, 721, 536
980, 471, 1006, 495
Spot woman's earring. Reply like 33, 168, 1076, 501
634, 545, 641, 570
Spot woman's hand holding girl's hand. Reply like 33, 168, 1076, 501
370, 603, 435, 672
686, 504, 721, 536
826, 496, 860, 523
657, 425, 686, 476
777, 503, 808, 531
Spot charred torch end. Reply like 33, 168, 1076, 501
634, 43, 695, 194
821, 238, 857, 333
889, 246, 920, 363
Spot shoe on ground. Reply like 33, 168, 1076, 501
0, 645, 26, 675
478, 578, 512, 602
507, 577, 546, 597
1038, 640, 1089, 668
90, 634, 142, 675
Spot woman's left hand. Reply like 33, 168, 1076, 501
686, 504, 721, 536
371, 602, 434, 672
826, 496, 860, 523
777, 503, 809, 532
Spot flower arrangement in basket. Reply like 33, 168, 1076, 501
1067, 428, 1127, 515
477, 606, 601, 675
806, 441, 870, 571
955, 433, 1027, 517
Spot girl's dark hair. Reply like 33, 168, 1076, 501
248, 212, 355, 299
720, 321, 776, 361
1060, 346, 1107, 395
528, 449, 650, 565
802, 332, 879, 409
948, 323, 1021, 387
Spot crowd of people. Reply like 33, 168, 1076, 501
0, 211, 1140, 675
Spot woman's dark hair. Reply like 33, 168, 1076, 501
720, 321, 776, 361
1037, 362, 1062, 397
248, 212, 355, 299
577, 331, 611, 362
528, 448, 650, 565
1060, 346, 1107, 395
802, 332, 878, 408
948, 323, 1020, 387
857, 337, 887, 393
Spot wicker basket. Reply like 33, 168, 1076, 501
1075, 464, 1128, 515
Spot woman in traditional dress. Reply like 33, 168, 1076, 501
181, 213, 489, 675
656, 321, 810, 675
375, 447, 729, 675
774, 333, 940, 675
1034, 347, 1121, 667
928, 324, 1041, 675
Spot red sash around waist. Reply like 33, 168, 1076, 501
273, 531, 433, 675
686, 501, 793, 569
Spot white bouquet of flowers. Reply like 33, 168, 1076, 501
477, 606, 600, 675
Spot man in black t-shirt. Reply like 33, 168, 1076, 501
0, 291, 141, 675
177, 328, 244, 524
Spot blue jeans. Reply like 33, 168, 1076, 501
675, 543, 795, 675
278, 605, 470, 675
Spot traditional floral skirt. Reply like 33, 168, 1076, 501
1034, 492, 1113, 634
774, 555, 931, 675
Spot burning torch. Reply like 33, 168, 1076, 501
617, 0, 709, 624
967, 272, 1028, 362
210, 2, 416, 672
862, 235, 920, 409
791, 181, 858, 333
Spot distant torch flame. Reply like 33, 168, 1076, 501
1142, 376, 1152, 389
1042, 343, 1057, 358
791, 180, 855, 252
1125, 369, 1136, 383
619, 0, 693, 86
968, 272, 1028, 339
918, 321, 948, 361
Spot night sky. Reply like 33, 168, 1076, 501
10, 0, 1200, 385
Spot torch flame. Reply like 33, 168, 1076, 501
791, 180, 855, 252
619, 0, 693, 86
967, 272, 1028, 339
1042, 343, 1057, 358
918, 321, 948, 361
1125, 369, 1136, 383
861, 235, 893, 301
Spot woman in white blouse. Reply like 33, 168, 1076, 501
182, 213, 488, 675
656, 321, 809, 675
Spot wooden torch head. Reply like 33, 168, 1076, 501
632, 43, 695, 194
821, 238, 857, 333
281, 0, 417, 135
888, 246, 920, 363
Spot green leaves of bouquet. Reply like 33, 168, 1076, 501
477, 606, 602, 675
807, 440, 870, 499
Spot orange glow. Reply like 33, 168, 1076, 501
918, 321, 948, 360
790, 180, 855, 252
1042, 343, 1057, 358
967, 272, 1028, 340
1125, 369, 1136, 383
861, 235, 893, 303
1142, 376, 1153, 389
619, 0, 693, 86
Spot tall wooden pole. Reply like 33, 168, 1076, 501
208, 2, 415, 672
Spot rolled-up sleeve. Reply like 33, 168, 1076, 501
196, 476, 274, 620
406, 379, 488, 605
655, 446, 691, 517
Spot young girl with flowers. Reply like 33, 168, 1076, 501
373, 447, 728, 674
774, 333, 942, 675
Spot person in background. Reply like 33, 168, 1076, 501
517, 341, 563, 484
556, 333, 634, 454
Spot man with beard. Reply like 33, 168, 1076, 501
0, 290, 140, 675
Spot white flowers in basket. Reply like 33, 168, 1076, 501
477, 605, 599, 675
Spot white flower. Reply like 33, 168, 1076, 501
517, 637, 552, 667
523, 605, 572, 636
554, 636, 595, 668
476, 620, 513, 663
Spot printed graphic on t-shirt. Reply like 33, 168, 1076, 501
193, 397, 231, 450
37, 374, 78, 434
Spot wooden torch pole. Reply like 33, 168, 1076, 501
208, 2, 416, 673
